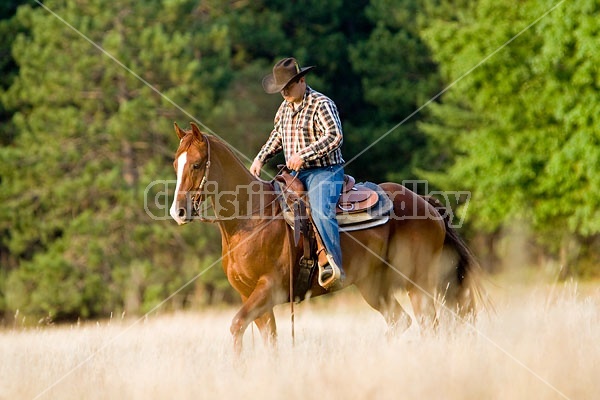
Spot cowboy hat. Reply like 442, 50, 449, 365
262, 57, 315, 94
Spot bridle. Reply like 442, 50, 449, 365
196, 133, 212, 198
182, 133, 212, 221
180, 133, 299, 223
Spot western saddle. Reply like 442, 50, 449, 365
273, 168, 392, 297
274, 169, 381, 217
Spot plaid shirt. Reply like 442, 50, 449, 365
256, 86, 344, 169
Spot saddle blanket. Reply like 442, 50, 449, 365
275, 180, 393, 232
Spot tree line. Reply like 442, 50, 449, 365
0, 0, 598, 322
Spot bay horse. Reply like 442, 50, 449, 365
170, 122, 485, 353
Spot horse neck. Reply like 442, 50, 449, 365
208, 137, 254, 190
206, 137, 276, 224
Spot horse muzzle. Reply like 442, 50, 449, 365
170, 199, 195, 225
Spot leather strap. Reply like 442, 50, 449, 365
299, 200, 313, 262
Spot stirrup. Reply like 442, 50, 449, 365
318, 254, 344, 289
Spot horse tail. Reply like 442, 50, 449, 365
423, 196, 493, 318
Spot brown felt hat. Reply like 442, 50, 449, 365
262, 57, 315, 94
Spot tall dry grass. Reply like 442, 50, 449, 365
0, 280, 598, 400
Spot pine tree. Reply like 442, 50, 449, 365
0, 0, 231, 319
420, 0, 600, 274
347, 0, 442, 182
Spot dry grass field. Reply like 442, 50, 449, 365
0, 278, 598, 400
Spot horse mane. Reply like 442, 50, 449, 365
177, 127, 259, 181
206, 134, 249, 169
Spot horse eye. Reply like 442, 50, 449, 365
192, 163, 201, 169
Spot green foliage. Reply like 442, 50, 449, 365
0, 0, 34, 149
0, 0, 228, 320
420, 0, 600, 273
0, 0, 598, 320
347, 0, 441, 182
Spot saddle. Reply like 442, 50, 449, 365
337, 175, 379, 214
274, 169, 384, 220
273, 168, 393, 300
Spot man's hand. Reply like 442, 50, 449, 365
286, 153, 304, 171
250, 158, 264, 176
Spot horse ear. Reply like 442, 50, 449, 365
190, 122, 202, 139
174, 122, 185, 140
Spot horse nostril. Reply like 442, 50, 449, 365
178, 208, 186, 218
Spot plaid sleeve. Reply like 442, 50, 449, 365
256, 106, 284, 163
298, 99, 343, 162
256, 128, 282, 163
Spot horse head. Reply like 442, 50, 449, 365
170, 122, 211, 225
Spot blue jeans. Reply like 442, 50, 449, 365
294, 165, 344, 269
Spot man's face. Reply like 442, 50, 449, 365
281, 77, 306, 104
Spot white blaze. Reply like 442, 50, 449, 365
170, 151, 188, 224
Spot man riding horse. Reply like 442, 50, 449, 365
250, 57, 345, 289
170, 60, 487, 354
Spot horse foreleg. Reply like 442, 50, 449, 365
254, 310, 277, 347
230, 276, 277, 355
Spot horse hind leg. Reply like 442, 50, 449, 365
408, 289, 438, 331
385, 232, 440, 332
407, 248, 442, 331
355, 273, 412, 336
